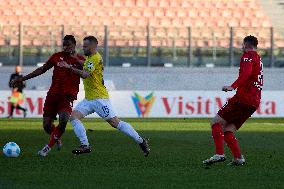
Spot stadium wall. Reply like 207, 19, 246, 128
0, 67, 284, 90
0, 90, 281, 118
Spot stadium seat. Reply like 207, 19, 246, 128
0, 0, 278, 49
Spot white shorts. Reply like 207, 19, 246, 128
74, 98, 116, 119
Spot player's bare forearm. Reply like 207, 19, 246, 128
70, 66, 90, 79
22, 66, 46, 81
57, 61, 89, 79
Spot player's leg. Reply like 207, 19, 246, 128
42, 94, 57, 135
8, 103, 15, 118
70, 111, 89, 146
211, 115, 226, 155
223, 124, 244, 165
203, 98, 239, 165
47, 111, 70, 150
38, 94, 57, 156
70, 99, 92, 155
107, 116, 150, 157
95, 99, 150, 156
15, 104, 27, 118
224, 103, 256, 166
203, 115, 227, 165
106, 117, 144, 144
38, 117, 55, 156
43, 117, 55, 135
48, 95, 74, 150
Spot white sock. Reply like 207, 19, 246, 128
71, 119, 89, 146
117, 121, 143, 144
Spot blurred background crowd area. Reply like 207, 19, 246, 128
0, 0, 284, 67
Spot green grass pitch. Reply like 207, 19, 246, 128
0, 118, 284, 189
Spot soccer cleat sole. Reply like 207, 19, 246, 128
72, 149, 92, 155
227, 161, 246, 166
203, 157, 226, 165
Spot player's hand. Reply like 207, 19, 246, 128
222, 86, 234, 92
57, 61, 71, 69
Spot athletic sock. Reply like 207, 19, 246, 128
212, 123, 224, 155
48, 127, 64, 148
71, 119, 89, 146
50, 124, 56, 134
224, 131, 241, 159
117, 121, 143, 144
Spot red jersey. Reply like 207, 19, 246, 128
43, 52, 84, 99
231, 50, 263, 108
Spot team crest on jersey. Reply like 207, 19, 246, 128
243, 57, 252, 62
86, 61, 94, 70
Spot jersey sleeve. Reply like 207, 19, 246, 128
43, 53, 56, 70
231, 54, 253, 89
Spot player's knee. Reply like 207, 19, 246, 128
59, 112, 70, 123
57, 124, 66, 133
70, 114, 77, 121
107, 117, 120, 128
43, 124, 52, 134
211, 115, 226, 128
224, 124, 236, 133
70, 111, 84, 121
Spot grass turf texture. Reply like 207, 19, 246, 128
0, 118, 284, 189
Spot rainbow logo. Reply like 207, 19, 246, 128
132, 92, 155, 117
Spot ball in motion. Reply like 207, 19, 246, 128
3, 142, 21, 157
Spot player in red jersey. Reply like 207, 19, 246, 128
11, 35, 84, 156
203, 35, 263, 166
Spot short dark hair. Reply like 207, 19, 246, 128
63, 35, 76, 44
83, 36, 98, 45
244, 35, 258, 48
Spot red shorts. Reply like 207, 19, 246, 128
217, 97, 256, 130
43, 93, 74, 119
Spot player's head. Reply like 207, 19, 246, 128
62, 35, 76, 55
15, 65, 22, 73
243, 35, 258, 51
83, 36, 98, 56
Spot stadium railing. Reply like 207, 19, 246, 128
0, 24, 283, 67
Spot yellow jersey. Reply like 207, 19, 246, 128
83, 52, 109, 100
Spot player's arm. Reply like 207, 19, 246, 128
230, 60, 253, 90
8, 74, 14, 88
70, 65, 90, 79
222, 56, 253, 92
10, 63, 52, 87
23, 65, 51, 81
57, 61, 90, 79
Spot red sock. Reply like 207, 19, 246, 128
224, 131, 241, 159
211, 123, 224, 155
50, 124, 56, 135
48, 127, 63, 148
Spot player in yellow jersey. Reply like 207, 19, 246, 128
58, 36, 150, 157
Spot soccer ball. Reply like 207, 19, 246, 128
3, 142, 21, 157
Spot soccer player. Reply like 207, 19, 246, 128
8, 65, 27, 118
11, 35, 84, 156
203, 35, 263, 166
57, 36, 150, 157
